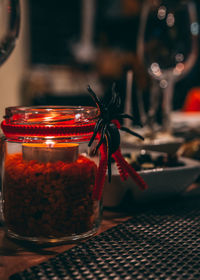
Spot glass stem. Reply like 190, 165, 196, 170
148, 80, 160, 132
162, 79, 174, 134
124, 70, 134, 128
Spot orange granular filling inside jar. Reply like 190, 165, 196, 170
3, 153, 98, 238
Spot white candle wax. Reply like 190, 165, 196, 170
22, 142, 79, 163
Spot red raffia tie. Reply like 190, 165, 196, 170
92, 143, 108, 200
113, 148, 148, 190
92, 120, 148, 201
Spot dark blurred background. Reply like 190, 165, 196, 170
19, 0, 200, 124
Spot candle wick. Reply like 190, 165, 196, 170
48, 143, 54, 148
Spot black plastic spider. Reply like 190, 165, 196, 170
87, 83, 144, 182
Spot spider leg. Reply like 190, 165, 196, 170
111, 83, 121, 110
118, 113, 135, 121
94, 123, 108, 153
87, 85, 104, 113
108, 83, 117, 107
88, 119, 103, 147
105, 130, 112, 182
108, 83, 121, 114
113, 113, 135, 123
116, 113, 143, 127
120, 126, 144, 140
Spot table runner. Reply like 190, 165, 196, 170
10, 196, 200, 280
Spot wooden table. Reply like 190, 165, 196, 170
0, 210, 131, 280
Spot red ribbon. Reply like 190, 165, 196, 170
92, 120, 148, 201
92, 143, 108, 200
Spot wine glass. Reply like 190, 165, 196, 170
0, 0, 20, 65
137, 0, 199, 135
0, 0, 20, 220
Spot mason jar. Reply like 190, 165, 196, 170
0, 106, 102, 244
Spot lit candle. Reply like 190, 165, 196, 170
22, 142, 79, 163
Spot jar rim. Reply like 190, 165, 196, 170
4, 105, 98, 124
1, 105, 99, 139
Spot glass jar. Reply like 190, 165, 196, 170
0, 106, 102, 244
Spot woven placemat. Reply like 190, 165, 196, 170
10, 197, 200, 280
